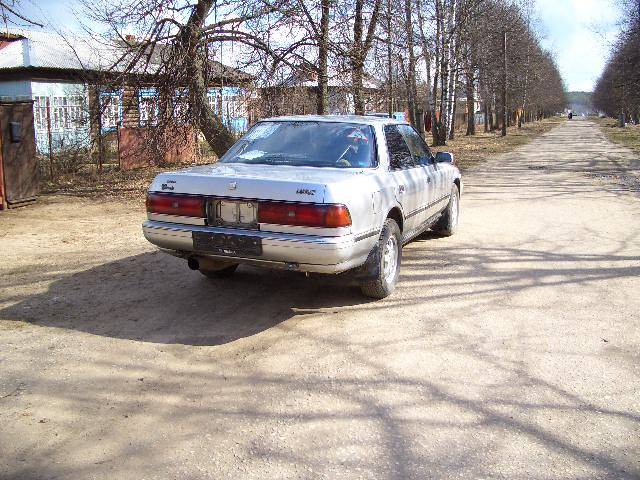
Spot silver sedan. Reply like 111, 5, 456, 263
143, 115, 461, 298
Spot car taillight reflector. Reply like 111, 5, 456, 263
146, 193, 205, 218
258, 202, 351, 228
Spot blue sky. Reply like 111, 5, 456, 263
535, 0, 622, 91
6, 0, 624, 92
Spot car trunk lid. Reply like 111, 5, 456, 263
149, 163, 368, 203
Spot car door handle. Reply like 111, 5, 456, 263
426, 177, 432, 184
398, 185, 406, 194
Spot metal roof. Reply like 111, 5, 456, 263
0, 28, 250, 80
261, 70, 383, 90
0, 28, 120, 71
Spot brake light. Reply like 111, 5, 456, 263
146, 192, 205, 218
258, 202, 351, 228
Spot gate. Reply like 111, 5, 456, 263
0, 101, 38, 209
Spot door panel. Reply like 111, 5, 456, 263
396, 125, 439, 226
390, 168, 423, 234
432, 163, 454, 213
421, 163, 440, 218
383, 124, 423, 235
0, 102, 38, 204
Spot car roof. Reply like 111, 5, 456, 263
259, 114, 407, 126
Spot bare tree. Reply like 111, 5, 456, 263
593, 0, 640, 124
0, 0, 44, 28
83, 0, 297, 156
332, 0, 382, 114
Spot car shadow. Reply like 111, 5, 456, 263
1, 251, 375, 346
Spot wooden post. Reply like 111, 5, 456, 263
0, 115, 6, 210
45, 96, 55, 180
96, 94, 104, 173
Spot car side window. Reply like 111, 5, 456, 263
398, 124, 432, 165
384, 125, 415, 170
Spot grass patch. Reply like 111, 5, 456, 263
436, 117, 565, 171
594, 117, 640, 155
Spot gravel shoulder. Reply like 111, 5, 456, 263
0, 119, 639, 479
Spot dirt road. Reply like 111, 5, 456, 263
1, 119, 639, 479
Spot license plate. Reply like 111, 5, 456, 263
209, 200, 258, 228
192, 232, 262, 256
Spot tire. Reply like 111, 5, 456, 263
199, 264, 239, 279
433, 184, 460, 237
360, 218, 402, 299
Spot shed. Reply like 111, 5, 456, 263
0, 101, 38, 209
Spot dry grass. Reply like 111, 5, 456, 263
40, 156, 216, 199
437, 117, 565, 171
594, 117, 640, 155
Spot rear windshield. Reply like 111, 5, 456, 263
220, 121, 377, 168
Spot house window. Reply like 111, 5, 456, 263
33, 96, 48, 132
207, 87, 249, 133
173, 89, 189, 123
138, 88, 158, 126
223, 93, 247, 120
68, 96, 86, 127
32, 95, 87, 133
207, 88, 247, 116
52, 96, 67, 130
207, 89, 221, 114
52, 96, 86, 130
100, 92, 121, 131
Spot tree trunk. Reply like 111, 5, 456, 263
435, 11, 449, 146
351, 0, 381, 115
466, 70, 475, 135
178, 0, 235, 156
449, 94, 457, 140
501, 29, 507, 137
449, 68, 459, 140
317, 0, 330, 114
431, 0, 442, 146
386, 0, 393, 117
404, 0, 418, 127
483, 100, 488, 133
352, 0, 365, 115
416, 0, 431, 134
352, 59, 365, 115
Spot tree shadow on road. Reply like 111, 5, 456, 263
0, 251, 374, 346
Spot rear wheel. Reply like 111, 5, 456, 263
360, 218, 402, 299
199, 264, 239, 279
433, 184, 460, 237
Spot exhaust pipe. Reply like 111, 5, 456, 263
187, 256, 200, 271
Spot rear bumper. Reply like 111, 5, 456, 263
142, 220, 377, 274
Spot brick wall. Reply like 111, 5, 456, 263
118, 126, 195, 170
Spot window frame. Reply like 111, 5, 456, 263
138, 87, 159, 127
221, 120, 380, 169
99, 91, 122, 132
383, 124, 417, 171
397, 124, 434, 166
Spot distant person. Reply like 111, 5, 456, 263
568, 111, 573, 120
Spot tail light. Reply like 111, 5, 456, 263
258, 202, 351, 228
146, 192, 205, 218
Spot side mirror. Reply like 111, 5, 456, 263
434, 151, 454, 164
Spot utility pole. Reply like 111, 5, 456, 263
501, 28, 507, 137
